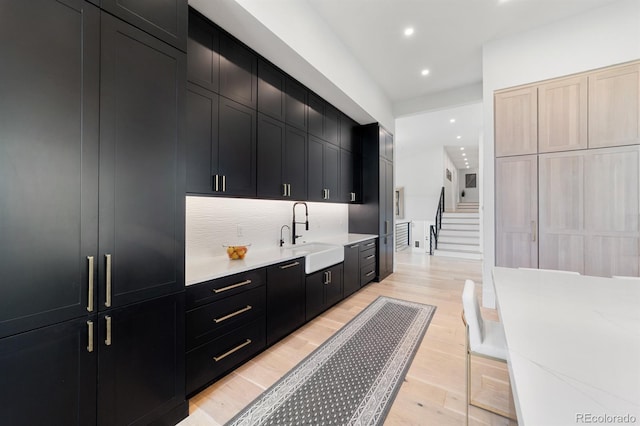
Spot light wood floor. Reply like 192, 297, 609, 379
179, 252, 518, 426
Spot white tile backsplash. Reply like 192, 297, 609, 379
186, 196, 348, 259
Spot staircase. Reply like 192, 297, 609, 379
433, 202, 481, 260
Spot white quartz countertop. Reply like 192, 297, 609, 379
186, 233, 377, 286
492, 267, 640, 425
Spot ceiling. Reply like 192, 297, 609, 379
306, 0, 621, 105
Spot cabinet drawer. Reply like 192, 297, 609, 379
186, 286, 266, 351
360, 265, 376, 286
359, 239, 376, 252
186, 268, 266, 309
186, 317, 266, 396
360, 247, 376, 264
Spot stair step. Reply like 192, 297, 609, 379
443, 212, 479, 219
434, 249, 482, 260
439, 229, 480, 238
441, 218, 479, 225
437, 242, 480, 251
441, 223, 479, 231
438, 235, 480, 244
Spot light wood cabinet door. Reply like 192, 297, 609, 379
495, 87, 537, 157
495, 155, 538, 268
588, 63, 640, 148
539, 152, 585, 273
538, 76, 588, 153
584, 146, 639, 277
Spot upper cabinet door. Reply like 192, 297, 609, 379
218, 97, 257, 197
100, 0, 187, 51
538, 76, 588, 153
99, 13, 185, 309
284, 125, 308, 200
258, 60, 286, 122
589, 63, 640, 149
339, 115, 358, 152
285, 77, 308, 131
324, 104, 340, 146
308, 92, 325, 139
307, 136, 325, 202
187, 9, 219, 93
495, 87, 538, 157
257, 113, 286, 199
220, 34, 257, 108
0, 0, 99, 339
186, 84, 219, 194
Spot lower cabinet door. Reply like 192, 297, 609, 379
97, 294, 186, 426
343, 244, 360, 297
0, 317, 96, 426
305, 269, 325, 321
186, 317, 266, 396
324, 264, 344, 307
267, 259, 305, 346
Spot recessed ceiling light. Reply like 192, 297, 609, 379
450, 118, 456, 123
421, 69, 430, 76
466, 166, 470, 169
462, 153, 466, 157
456, 135, 462, 139
460, 147, 464, 151
404, 27, 414, 37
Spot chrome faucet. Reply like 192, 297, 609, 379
279, 224, 291, 247
292, 202, 309, 244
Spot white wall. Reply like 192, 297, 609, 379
482, 0, 640, 307
459, 167, 479, 203
186, 197, 348, 260
443, 150, 458, 212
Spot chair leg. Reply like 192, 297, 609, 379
466, 327, 470, 426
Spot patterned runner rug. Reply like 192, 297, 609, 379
226, 296, 436, 426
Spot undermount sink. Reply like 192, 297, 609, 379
283, 242, 344, 274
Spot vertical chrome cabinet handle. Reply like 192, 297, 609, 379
105, 254, 112, 308
327, 189, 330, 199
323, 271, 328, 285
87, 321, 94, 353
287, 184, 291, 197
87, 256, 94, 312
283, 183, 288, 197
105, 315, 112, 346
531, 221, 537, 242
214, 174, 219, 192
222, 175, 226, 192
328, 270, 332, 283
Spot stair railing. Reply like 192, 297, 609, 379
429, 187, 445, 255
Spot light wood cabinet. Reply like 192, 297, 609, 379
495, 155, 538, 268
495, 87, 537, 157
539, 152, 585, 272
538, 75, 588, 153
588, 63, 640, 148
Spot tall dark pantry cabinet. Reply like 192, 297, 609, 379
0, 0, 188, 425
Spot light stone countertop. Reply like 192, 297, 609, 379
186, 233, 378, 286
492, 267, 640, 425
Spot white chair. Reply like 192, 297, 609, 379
462, 279, 515, 424
518, 267, 580, 274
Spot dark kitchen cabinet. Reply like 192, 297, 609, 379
285, 77, 308, 131
308, 92, 339, 145
0, 317, 96, 426
308, 136, 340, 202
258, 59, 286, 121
349, 124, 394, 282
306, 263, 344, 321
267, 259, 306, 346
0, 0, 100, 339
97, 294, 185, 426
187, 8, 220, 93
218, 97, 257, 196
186, 78, 256, 198
343, 244, 360, 298
100, 0, 187, 51
340, 149, 362, 203
340, 114, 359, 152
100, 12, 185, 308
257, 114, 307, 200
220, 33, 257, 108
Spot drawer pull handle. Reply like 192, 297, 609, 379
213, 339, 252, 362
213, 305, 252, 323
365, 242, 375, 247
365, 271, 375, 277
105, 254, 112, 308
349, 244, 360, 249
213, 279, 252, 293
280, 261, 300, 270
87, 321, 94, 353
365, 255, 375, 260
87, 256, 94, 312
